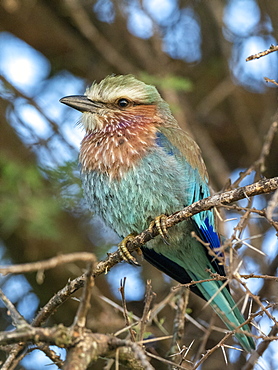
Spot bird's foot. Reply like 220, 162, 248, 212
118, 234, 141, 266
148, 214, 169, 245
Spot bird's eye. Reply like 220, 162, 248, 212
117, 98, 130, 108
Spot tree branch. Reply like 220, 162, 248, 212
0, 252, 96, 275
2, 176, 277, 331
1, 176, 277, 369
246, 44, 278, 61
94, 176, 278, 275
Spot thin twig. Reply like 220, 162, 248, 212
72, 261, 96, 329
233, 275, 278, 326
242, 325, 278, 370
32, 345, 64, 369
192, 332, 234, 370
246, 44, 278, 61
169, 287, 190, 364
148, 290, 176, 321
222, 203, 278, 232
0, 289, 29, 329
100, 295, 141, 322
138, 280, 155, 343
172, 273, 278, 291
147, 350, 193, 369
119, 277, 137, 342
0, 252, 96, 275
194, 314, 216, 361
264, 77, 278, 87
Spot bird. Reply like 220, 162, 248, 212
60, 74, 255, 351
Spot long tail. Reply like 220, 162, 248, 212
197, 280, 255, 352
141, 247, 255, 351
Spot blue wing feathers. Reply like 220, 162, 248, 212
155, 131, 175, 156
155, 131, 226, 279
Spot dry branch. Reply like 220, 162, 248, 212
0, 252, 96, 275
94, 176, 278, 275
0, 176, 277, 369
246, 44, 278, 61
1, 176, 277, 326
242, 325, 278, 370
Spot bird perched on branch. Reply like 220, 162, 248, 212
60, 74, 255, 351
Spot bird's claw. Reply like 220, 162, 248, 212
118, 234, 141, 266
148, 214, 169, 245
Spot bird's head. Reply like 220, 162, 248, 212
60, 74, 172, 133
60, 75, 181, 178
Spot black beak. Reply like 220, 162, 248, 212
59, 95, 102, 113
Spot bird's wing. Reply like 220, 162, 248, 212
142, 130, 226, 287
159, 126, 208, 182
157, 128, 224, 266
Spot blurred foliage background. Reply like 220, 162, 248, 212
0, 0, 277, 369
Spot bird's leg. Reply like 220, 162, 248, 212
118, 234, 141, 266
148, 214, 170, 245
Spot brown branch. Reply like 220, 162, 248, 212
192, 331, 234, 370
222, 204, 278, 232
108, 338, 155, 370
119, 277, 137, 342
94, 176, 278, 275
35, 345, 64, 369
147, 351, 193, 370
242, 325, 278, 370
63, 329, 155, 370
169, 287, 190, 364
32, 274, 86, 327
0, 289, 28, 329
71, 261, 95, 329
0, 325, 153, 370
63, 331, 111, 370
173, 273, 278, 291
1, 176, 277, 369
0, 325, 73, 347
246, 44, 278, 61
7, 176, 277, 333
195, 314, 217, 361
233, 275, 278, 326
240, 274, 278, 281
264, 77, 278, 87
138, 280, 155, 343
0, 252, 96, 275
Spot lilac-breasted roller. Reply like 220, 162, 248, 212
60, 75, 255, 351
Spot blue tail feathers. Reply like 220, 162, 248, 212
197, 279, 255, 351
